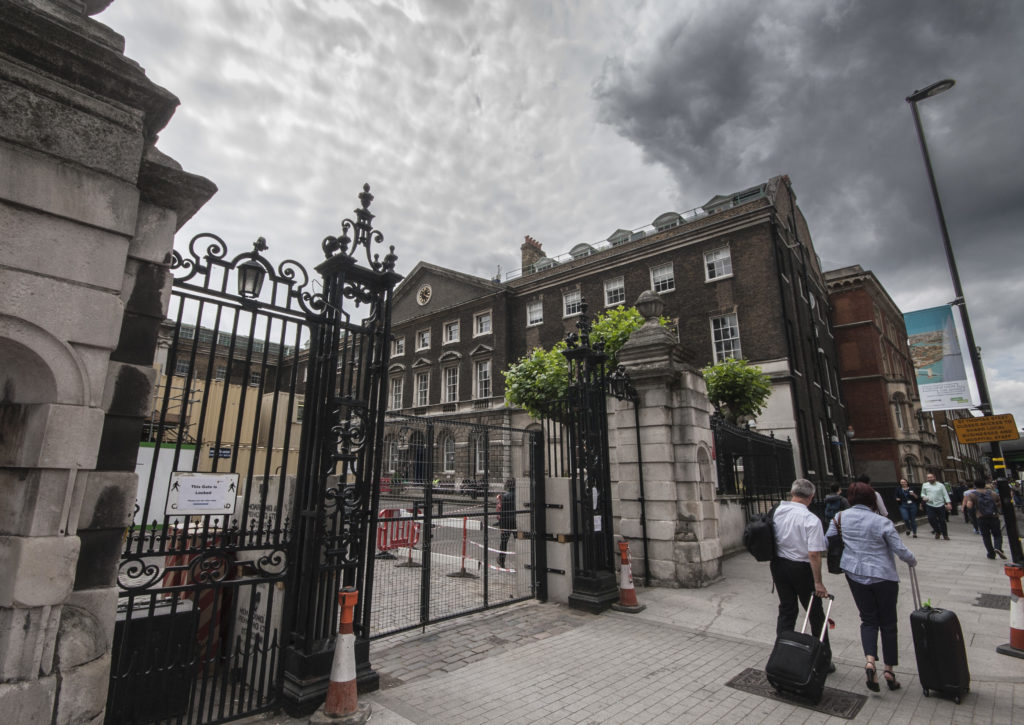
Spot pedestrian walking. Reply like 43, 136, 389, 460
769, 478, 834, 673
496, 480, 516, 568
963, 479, 1006, 560
823, 483, 849, 529
952, 482, 968, 519
827, 481, 917, 692
920, 472, 951, 539
855, 474, 889, 517
894, 478, 919, 537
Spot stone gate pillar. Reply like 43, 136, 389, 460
0, 2, 215, 723
610, 291, 722, 587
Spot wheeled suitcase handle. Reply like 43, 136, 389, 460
908, 563, 922, 610
799, 594, 835, 642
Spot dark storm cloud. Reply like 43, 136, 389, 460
595, 0, 1024, 417
99, 1, 1023, 420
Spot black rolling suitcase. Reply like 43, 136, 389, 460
908, 565, 970, 703
765, 594, 834, 703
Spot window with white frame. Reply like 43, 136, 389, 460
710, 313, 741, 362
214, 364, 227, 381
415, 371, 429, 406
389, 377, 403, 410
563, 289, 582, 317
526, 300, 543, 326
442, 436, 456, 472
475, 360, 491, 398
474, 436, 486, 473
443, 366, 459, 403
387, 439, 399, 472
650, 262, 675, 293
249, 371, 261, 387
820, 421, 832, 474
604, 276, 625, 306
391, 336, 405, 356
704, 247, 733, 281
893, 399, 905, 430
474, 311, 491, 336
443, 320, 460, 344
173, 359, 190, 376
416, 328, 430, 351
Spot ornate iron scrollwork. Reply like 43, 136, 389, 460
321, 183, 398, 273
117, 555, 163, 591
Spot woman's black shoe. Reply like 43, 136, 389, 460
865, 665, 879, 692
883, 670, 900, 691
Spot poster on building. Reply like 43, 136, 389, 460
904, 305, 979, 412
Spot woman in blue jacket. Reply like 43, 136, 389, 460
827, 481, 917, 692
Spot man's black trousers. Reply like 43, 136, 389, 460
770, 556, 831, 664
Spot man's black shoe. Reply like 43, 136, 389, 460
988, 552, 997, 559
996, 549, 1007, 560
826, 662, 836, 674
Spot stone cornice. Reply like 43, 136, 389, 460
1, 0, 179, 143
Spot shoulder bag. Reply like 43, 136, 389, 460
826, 512, 844, 574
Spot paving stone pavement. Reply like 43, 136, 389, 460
244, 512, 1024, 724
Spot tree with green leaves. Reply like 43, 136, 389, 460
700, 358, 772, 425
503, 305, 667, 420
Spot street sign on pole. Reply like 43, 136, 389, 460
953, 414, 1019, 445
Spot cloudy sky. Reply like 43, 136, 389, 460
100, 1, 1024, 427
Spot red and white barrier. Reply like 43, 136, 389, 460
611, 540, 645, 613
997, 564, 1024, 659
311, 587, 370, 724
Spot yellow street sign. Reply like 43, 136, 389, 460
952, 414, 1020, 445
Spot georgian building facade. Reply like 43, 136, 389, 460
388, 175, 852, 487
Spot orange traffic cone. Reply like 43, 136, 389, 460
611, 540, 646, 613
309, 588, 370, 724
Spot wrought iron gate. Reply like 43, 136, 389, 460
108, 186, 399, 724
365, 414, 544, 639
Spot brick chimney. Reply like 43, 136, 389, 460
521, 235, 544, 269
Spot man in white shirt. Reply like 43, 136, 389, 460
770, 478, 833, 671
921, 472, 952, 540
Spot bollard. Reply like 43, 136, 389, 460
309, 588, 370, 724
611, 540, 645, 613
446, 516, 478, 579
996, 564, 1024, 659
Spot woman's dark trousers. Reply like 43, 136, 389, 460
846, 577, 900, 665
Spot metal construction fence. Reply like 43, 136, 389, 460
364, 414, 542, 640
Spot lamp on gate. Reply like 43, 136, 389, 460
238, 236, 269, 298
237, 259, 266, 298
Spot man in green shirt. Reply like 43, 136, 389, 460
921, 473, 952, 540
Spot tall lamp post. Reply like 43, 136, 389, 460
906, 80, 1021, 566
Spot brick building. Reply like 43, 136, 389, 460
389, 175, 851, 486
825, 265, 942, 484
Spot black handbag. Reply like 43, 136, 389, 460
826, 513, 844, 574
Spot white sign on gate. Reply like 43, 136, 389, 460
165, 472, 239, 516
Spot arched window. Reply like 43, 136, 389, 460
892, 396, 905, 431
904, 457, 918, 483
441, 435, 456, 473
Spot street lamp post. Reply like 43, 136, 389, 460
906, 80, 1021, 565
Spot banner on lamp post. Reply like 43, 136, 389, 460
904, 305, 980, 412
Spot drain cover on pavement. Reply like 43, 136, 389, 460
726, 668, 866, 719
974, 593, 1011, 610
